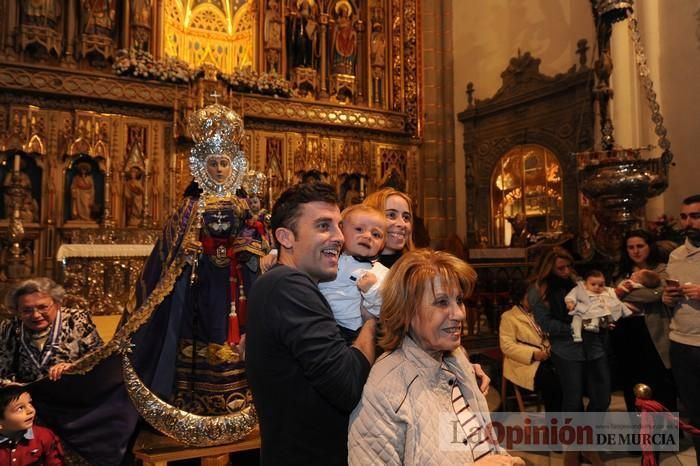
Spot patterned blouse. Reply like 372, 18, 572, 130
0, 308, 103, 383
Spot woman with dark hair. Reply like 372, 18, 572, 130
499, 279, 561, 413
613, 229, 676, 412
528, 246, 606, 466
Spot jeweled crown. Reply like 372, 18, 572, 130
187, 103, 248, 198
188, 103, 245, 157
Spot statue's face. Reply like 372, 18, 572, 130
206, 155, 232, 184
248, 196, 261, 213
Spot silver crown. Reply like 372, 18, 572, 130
187, 103, 248, 197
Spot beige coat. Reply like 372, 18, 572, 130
349, 336, 505, 465
499, 305, 549, 391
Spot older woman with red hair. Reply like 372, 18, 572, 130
349, 250, 524, 465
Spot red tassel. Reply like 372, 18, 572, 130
228, 311, 241, 345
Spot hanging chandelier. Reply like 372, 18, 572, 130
576, 0, 673, 226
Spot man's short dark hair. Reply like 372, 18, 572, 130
0, 385, 27, 417
270, 182, 338, 236
682, 194, 700, 205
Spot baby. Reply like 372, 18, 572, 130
0, 385, 64, 465
319, 205, 389, 344
614, 269, 662, 314
617, 269, 661, 292
565, 270, 629, 342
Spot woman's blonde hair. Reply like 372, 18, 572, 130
379, 249, 477, 351
362, 188, 415, 252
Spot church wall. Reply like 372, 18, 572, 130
653, 0, 699, 215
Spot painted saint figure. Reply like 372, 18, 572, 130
331, 1, 357, 75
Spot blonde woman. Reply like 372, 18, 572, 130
362, 188, 414, 268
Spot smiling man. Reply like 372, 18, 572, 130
246, 183, 377, 466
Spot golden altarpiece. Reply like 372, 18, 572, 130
0, 0, 422, 312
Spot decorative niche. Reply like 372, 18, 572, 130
458, 48, 595, 248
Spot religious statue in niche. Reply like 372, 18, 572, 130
81, 0, 117, 36
331, 0, 357, 76
131, 0, 153, 50
264, 0, 283, 72
124, 166, 145, 227
370, 19, 386, 103
2, 158, 39, 223
287, 0, 320, 70
70, 162, 95, 221
21, 0, 61, 27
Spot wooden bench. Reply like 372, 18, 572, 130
132, 428, 260, 466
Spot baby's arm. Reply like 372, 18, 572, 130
358, 271, 383, 317
565, 288, 578, 313
356, 271, 377, 293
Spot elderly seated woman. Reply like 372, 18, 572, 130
349, 249, 525, 465
0, 277, 103, 385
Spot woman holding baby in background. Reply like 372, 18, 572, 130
612, 229, 677, 413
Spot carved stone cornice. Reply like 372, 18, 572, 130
0, 62, 178, 109
233, 93, 408, 135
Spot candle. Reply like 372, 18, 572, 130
13, 154, 20, 172
268, 168, 273, 209
360, 177, 365, 195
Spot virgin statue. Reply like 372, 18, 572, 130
23, 107, 259, 466
125, 102, 265, 420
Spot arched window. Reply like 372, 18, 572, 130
490, 144, 563, 247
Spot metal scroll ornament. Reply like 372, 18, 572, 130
121, 348, 257, 446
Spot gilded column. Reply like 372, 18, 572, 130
122, 0, 131, 49
4, 0, 18, 56
355, 18, 365, 103
64, 0, 77, 63
319, 13, 329, 97
153, 0, 163, 59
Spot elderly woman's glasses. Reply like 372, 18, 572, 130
19, 303, 54, 316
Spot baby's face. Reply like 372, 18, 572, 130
342, 212, 386, 258
585, 276, 606, 294
630, 270, 642, 283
